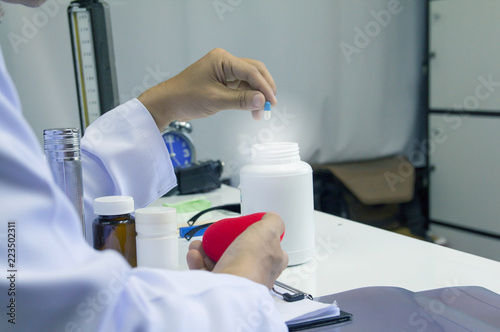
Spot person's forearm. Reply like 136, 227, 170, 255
138, 78, 179, 131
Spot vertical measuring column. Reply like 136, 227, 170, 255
70, 7, 100, 129
69, 1, 118, 131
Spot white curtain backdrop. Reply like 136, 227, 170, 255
0, 0, 426, 183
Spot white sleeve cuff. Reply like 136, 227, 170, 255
81, 99, 176, 243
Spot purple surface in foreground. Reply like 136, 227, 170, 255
308, 286, 500, 331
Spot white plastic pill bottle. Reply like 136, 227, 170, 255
135, 207, 178, 269
240, 142, 315, 266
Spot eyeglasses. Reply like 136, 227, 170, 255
182, 203, 241, 241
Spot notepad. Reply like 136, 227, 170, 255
273, 294, 340, 324
272, 284, 351, 330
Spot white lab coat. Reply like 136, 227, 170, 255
0, 48, 287, 332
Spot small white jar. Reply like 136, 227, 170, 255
240, 142, 315, 266
135, 207, 178, 269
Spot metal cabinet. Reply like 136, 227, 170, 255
428, 0, 500, 261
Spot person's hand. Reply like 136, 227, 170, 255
186, 240, 216, 271
138, 48, 278, 131
186, 212, 288, 289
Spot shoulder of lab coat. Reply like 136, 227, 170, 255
0, 47, 286, 332
81, 98, 176, 244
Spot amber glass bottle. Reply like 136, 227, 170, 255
93, 196, 137, 267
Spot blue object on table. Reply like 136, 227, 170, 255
179, 225, 209, 239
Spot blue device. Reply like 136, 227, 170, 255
162, 122, 196, 168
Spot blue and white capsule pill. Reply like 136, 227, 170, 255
264, 101, 271, 120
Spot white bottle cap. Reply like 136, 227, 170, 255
135, 207, 177, 237
94, 196, 134, 216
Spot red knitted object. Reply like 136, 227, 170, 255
202, 212, 284, 262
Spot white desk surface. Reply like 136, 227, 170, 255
151, 185, 500, 297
